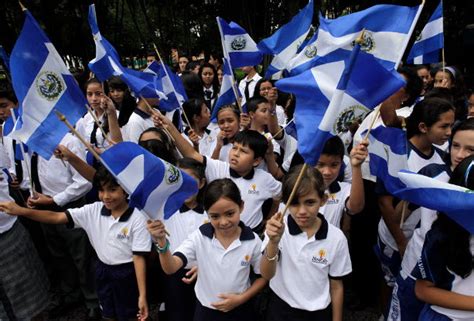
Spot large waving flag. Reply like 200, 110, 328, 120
276, 44, 405, 166
366, 125, 408, 193
101, 142, 198, 220
145, 61, 188, 112
211, 58, 238, 122
394, 170, 474, 233
316, 4, 422, 70
88, 5, 166, 101
407, 2, 443, 64
258, 0, 314, 78
9, 11, 87, 159
217, 17, 262, 68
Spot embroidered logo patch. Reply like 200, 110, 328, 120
312, 248, 329, 265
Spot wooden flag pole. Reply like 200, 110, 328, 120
55, 110, 101, 161
363, 108, 381, 141
85, 104, 114, 145
399, 201, 408, 228
152, 43, 194, 132
280, 163, 308, 221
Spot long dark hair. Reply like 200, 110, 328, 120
431, 155, 474, 278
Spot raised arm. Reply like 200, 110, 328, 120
153, 112, 204, 163
346, 140, 369, 214
146, 220, 184, 274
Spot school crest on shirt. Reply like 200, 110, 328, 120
165, 165, 180, 185
117, 227, 130, 240
240, 254, 251, 267
325, 193, 339, 205
248, 183, 259, 195
312, 248, 329, 265
351, 31, 375, 53
35, 71, 65, 101
333, 105, 370, 134
230, 36, 246, 51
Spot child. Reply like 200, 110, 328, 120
161, 157, 208, 321
413, 155, 474, 320
261, 165, 352, 321
154, 112, 281, 233
76, 78, 122, 150
181, 98, 216, 157
147, 178, 267, 321
211, 105, 241, 162
0, 166, 151, 321
315, 136, 368, 229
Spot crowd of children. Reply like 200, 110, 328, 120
0, 51, 473, 321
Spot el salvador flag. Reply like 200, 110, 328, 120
317, 4, 422, 70
217, 17, 262, 68
3, 108, 28, 161
258, 0, 314, 78
366, 125, 408, 193
276, 44, 405, 166
88, 5, 166, 101
394, 170, 474, 234
407, 2, 444, 64
211, 58, 238, 122
144, 61, 188, 112
9, 11, 87, 159
101, 142, 198, 220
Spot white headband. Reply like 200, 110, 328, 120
444, 66, 456, 78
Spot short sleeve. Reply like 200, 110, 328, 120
266, 175, 282, 198
173, 230, 200, 268
328, 231, 352, 279
131, 211, 152, 253
204, 157, 229, 182
67, 202, 100, 229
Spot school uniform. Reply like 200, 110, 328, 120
76, 111, 116, 149
203, 86, 217, 111
122, 108, 155, 143
204, 157, 281, 230
173, 221, 262, 321
319, 181, 352, 228
0, 145, 49, 320
162, 204, 207, 321
216, 140, 233, 162
238, 73, 262, 101
388, 165, 450, 321
376, 142, 446, 286
262, 214, 351, 320
182, 127, 218, 158
412, 229, 474, 321
66, 202, 152, 320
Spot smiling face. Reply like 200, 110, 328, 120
207, 197, 242, 237
98, 182, 128, 212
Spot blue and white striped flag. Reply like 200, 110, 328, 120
100, 142, 198, 220
258, 0, 314, 78
211, 58, 238, 122
88, 4, 166, 101
407, 2, 443, 64
10, 11, 87, 159
145, 61, 188, 112
316, 4, 422, 70
394, 170, 474, 233
367, 125, 408, 193
217, 17, 262, 68
276, 45, 405, 166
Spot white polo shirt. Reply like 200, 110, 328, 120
66, 202, 152, 265
262, 214, 352, 311
320, 181, 352, 228
122, 108, 154, 143
182, 127, 218, 158
204, 157, 282, 229
76, 111, 118, 149
174, 222, 262, 309
0, 143, 16, 233
165, 204, 208, 253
